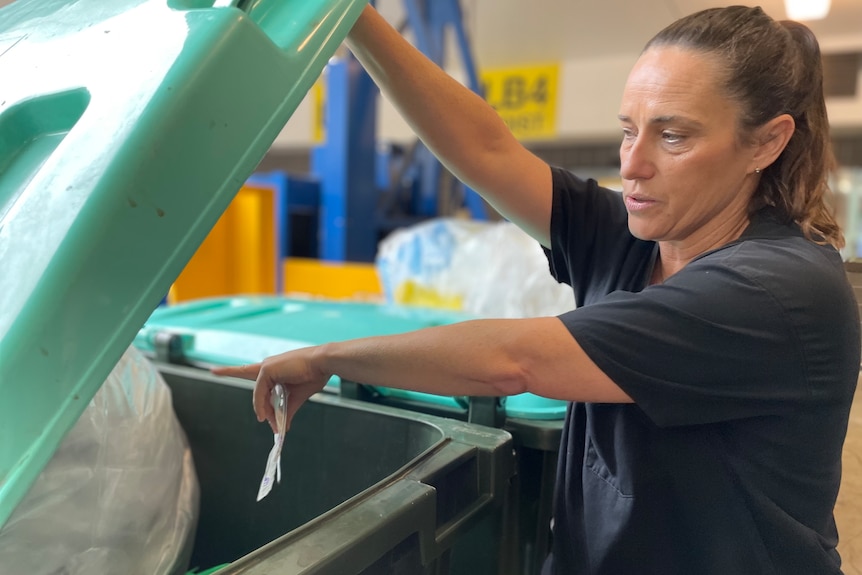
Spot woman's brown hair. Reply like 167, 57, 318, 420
646, 6, 844, 249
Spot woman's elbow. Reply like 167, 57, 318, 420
485, 361, 532, 397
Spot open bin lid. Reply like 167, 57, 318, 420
0, 0, 366, 528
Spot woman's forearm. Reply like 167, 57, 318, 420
345, 6, 553, 245
346, 7, 511, 182
215, 317, 631, 429
315, 319, 526, 397
312, 317, 631, 404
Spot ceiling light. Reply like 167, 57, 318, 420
784, 0, 832, 21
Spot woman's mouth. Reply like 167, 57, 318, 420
624, 195, 657, 212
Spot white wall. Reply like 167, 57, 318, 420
555, 55, 638, 142
271, 0, 862, 149
828, 59, 862, 132
273, 51, 861, 149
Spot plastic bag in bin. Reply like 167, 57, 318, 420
0, 347, 199, 575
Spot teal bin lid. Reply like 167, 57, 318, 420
134, 296, 473, 398
0, 0, 367, 528
135, 296, 569, 419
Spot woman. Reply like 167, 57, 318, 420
216, 5, 860, 573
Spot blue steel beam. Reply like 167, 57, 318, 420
400, 0, 487, 220
312, 55, 379, 262
312, 0, 487, 264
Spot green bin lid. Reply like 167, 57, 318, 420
135, 296, 473, 401
0, 0, 366, 528
135, 296, 569, 419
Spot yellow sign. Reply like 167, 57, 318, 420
481, 63, 559, 140
311, 77, 325, 143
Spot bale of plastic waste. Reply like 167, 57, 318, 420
376, 218, 575, 318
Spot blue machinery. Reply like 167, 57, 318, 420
276, 0, 488, 263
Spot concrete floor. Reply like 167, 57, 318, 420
836, 376, 862, 574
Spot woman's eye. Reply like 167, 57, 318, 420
661, 131, 685, 144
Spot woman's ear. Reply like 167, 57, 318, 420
750, 114, 795, 173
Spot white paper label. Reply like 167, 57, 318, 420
257, 385, 287, 502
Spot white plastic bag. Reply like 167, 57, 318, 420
376, 218, 574, 318
0, 346, 199, 575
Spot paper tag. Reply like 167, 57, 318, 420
257, 385, 287, 502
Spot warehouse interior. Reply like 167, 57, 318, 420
1, 0, 861, 573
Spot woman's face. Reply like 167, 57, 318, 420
618, 46, 758, 249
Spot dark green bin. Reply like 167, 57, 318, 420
159, 362, 514, 574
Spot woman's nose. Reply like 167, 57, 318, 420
619, 136, 655, 181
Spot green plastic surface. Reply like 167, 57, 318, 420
0, 0, 367, 528
161, 363, 514, 573
135, 296, 569, 420
135, 296, 471, 403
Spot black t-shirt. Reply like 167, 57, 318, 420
542, 167, 861, 575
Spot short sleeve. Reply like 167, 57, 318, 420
559, 246, 812, 427
545, 167, 655, 306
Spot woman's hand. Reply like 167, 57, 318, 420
212, 346, 331, 433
